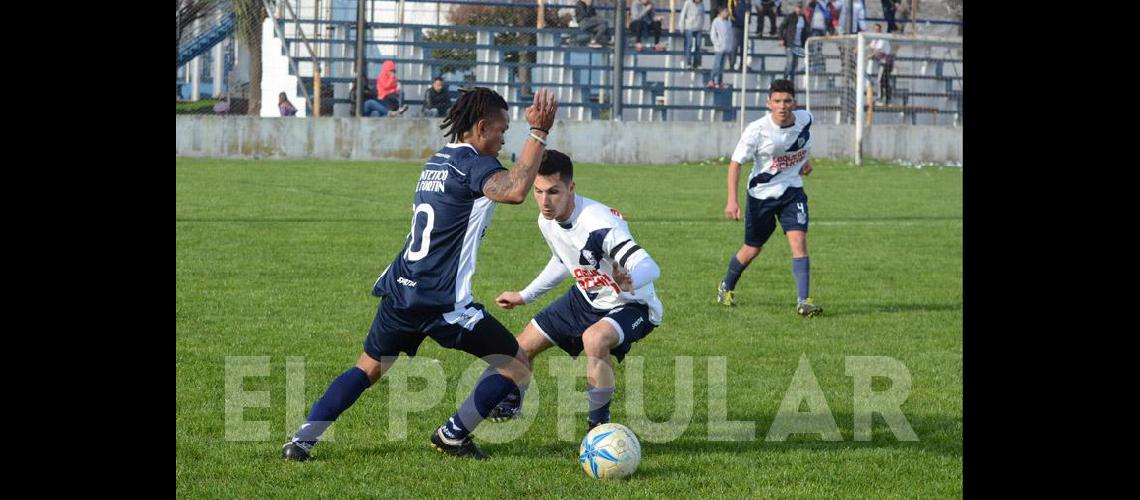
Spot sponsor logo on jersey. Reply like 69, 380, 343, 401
573, 268, 622, 295
397, 277, 418, 287
770, 149, 808, 171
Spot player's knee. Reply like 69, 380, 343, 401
515, 348, 534, 373
500, 363, 531, 385
355, 352, 390, 385
583, 328, 618, 354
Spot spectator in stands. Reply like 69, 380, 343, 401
350, 78, 387, 117
709, 0, 728, 24
376, 60, 409, 116
826, 0, 840, 34
806, 0, 830, 77
758, 0, 781, 38
279, 92, 298, 117
575, 0, 613, 48
629, 0, 665, 51
778, 2, 806, 81
866, 23, 893, 104
893, 0, 907, 32
882, 0, 898, 32
680, 0, 708, 69
837, 0, 865, 34
423, 77, 452, 117
213, 96, 231, 115
728, 0, 749, 71
710, 6, 735, 88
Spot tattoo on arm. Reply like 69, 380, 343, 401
482, 170, 518, 199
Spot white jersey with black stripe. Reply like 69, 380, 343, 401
731, 109, 813, 200
536, 195, 663, 325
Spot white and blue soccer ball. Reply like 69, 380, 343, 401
578, 423, 641, 479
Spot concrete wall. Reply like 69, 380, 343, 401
176, 116, 962, 164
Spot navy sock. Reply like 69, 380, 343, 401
586, 384, 615, 424
293, 367, 372, 444
443, 371, 517, 441
722, 255, 749, 290
792, 256, 811, 303
499, 380, 529, 410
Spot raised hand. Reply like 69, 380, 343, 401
525, 89, 559, 132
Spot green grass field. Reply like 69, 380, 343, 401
176, 156, 962, 497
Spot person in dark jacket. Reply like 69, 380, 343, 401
778, 2, 807, 81
575, 0, 612, 47
423, 77, 452, 117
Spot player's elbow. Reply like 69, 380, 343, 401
485, 189, 528, 204
497, 191, 528, 204
641, 260, 661, 285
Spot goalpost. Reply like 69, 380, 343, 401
804, 33, 962, 165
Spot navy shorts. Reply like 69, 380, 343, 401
363, 298, 520, 362
531, 286, 655, 363
744, 186, 809, 247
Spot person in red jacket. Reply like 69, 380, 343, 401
376, 60, 408, 115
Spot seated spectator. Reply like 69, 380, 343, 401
376, 60, 408, 116
213, 96, 230, 114
576, 0, 613, 47
350, 79, 389, 117
278, 92, 298, 117
422, 77, 452, 117
629, 0, 665, 51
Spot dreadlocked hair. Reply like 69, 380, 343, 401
440, 86, 509, 143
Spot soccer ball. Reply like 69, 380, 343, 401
578, 423, 641, 479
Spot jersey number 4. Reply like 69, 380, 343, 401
404, 203, 435, 262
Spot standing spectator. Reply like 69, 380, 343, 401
893, 0, 908, 32
758, 0, 781, 38
882, 0, 898, 32
629, 0, 665, 51
866, 23, 893, 104
710, 6, 735, 88
576, 0, 613, 47
423, 77, 452, 117
679, 0, 708, 69
376, 60, 408, 116
837, 0, 865, 34
279, 92, 298, 117
805, 0, 830, 78
709, 0, 728, 24
778, 2, 806, 81
826, 0, 840, 34
728, 0, 750, 71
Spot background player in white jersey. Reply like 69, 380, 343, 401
282, 88, 558, 462
491, 150, 663, 428
718, 79, 822, 317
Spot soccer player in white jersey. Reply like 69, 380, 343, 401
718, 78, 822, 317
491, 150, 663, 428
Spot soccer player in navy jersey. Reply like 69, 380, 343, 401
282, 88, 558, 461
490, 150, 663, 429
